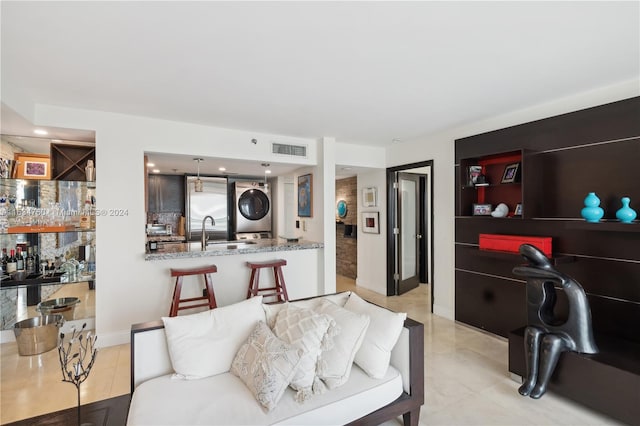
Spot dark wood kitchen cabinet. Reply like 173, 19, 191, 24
147, 174, 184, 213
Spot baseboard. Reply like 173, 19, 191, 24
433, 304, 454, 320
97, 329, 130, 348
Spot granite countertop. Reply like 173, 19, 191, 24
144, 238, 323, 261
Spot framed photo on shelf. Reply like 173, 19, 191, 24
362, 187, 377, 207
501, 162, 520, 184
362, 211, 379, 234
472, 203, 492, 216
514, 203, 523, 216
297, 174, 313, 217
14, 153, 51, 180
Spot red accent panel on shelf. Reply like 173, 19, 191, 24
479, 234, 552, 257
478, 154, 522, 166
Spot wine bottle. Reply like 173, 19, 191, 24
26, 247, 35, 274
6, 249, 17, 273
16, 247, 24, 271
1, 248, 7, 274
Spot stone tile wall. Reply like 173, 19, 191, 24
336, 176, 357, 279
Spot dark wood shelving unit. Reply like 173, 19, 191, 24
50, 143, 95, 181
455, 96, 640, 424
566, 221, 640, 232
472, 246, 576, 265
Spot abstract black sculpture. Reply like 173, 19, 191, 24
512, 244, 598, 399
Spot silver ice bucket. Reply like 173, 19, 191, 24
13, 314, 65, 356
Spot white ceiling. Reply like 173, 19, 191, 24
1, 2, 638, 154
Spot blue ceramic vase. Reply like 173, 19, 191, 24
581, 192, 604, 223
616, 197, 637, 223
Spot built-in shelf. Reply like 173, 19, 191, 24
566, 221, 640, 232
459, 245, 576, 265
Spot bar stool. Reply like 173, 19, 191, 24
246, 259, 289, 303
169, 265, 218, 317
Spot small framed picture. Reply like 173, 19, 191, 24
15, 153, 51, 180
514, 203, 523, 216
362, 187, 377, 207
501, 162, 520, 184
362, 211, 379, 234
472, 203, 492, 216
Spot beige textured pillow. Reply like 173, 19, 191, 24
231, 321, 302, 412
273, 304, 336, 401
314, 299, 370, 389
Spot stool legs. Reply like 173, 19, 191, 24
169, 265, 218, 317
246, 260, 288, 303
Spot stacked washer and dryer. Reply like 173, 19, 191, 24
233, 182, 272, 240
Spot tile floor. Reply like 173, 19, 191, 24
0, 276, 623, 425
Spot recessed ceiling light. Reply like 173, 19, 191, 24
147, 162, 155, 167
51, 139, 62, 142
34, 129, 48, 135
152, 169, 160, 173
265, 170, 272, 174
219, 167, 226, 172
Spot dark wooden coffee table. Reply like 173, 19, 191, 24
4, 394, 130, 426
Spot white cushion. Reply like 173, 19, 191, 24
314, 299, 370, 389
273, 304, 335, 399
262, 292, 351, 328
127, 363, 403, 425
161, 295, 265, 379
343, 293, 407, 379
231, 321, 302, 412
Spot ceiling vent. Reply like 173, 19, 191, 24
272, 142, 307, 158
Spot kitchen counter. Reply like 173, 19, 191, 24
144, 238, 323, 261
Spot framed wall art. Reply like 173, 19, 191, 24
362, 187, 377, 207
501, 162, 520, 184
362, 211, 379, 234
297, 173, 312, 217
14, 153, 51, 180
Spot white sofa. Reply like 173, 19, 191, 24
127, 292, 424, 426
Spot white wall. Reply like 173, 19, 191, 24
356, 169, 387, 294
30, 104, 327, 346
386, 79, 640, 320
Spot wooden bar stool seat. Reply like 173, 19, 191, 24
246, 259, 289, 303
169, 265, 218, 317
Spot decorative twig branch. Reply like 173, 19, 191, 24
58, 323, 98, 426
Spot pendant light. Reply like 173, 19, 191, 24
194, 158, 204, 192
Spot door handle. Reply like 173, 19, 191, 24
416, 234, 422, 239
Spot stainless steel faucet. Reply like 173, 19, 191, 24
201, 215, 216, 250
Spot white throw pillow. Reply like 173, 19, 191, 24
231, 321, 302, 412
343, 293, 407, 379
162, 295, 265, 379
262, 292, 351, 328
273, 304, 336, 401
314, 299, 370, 389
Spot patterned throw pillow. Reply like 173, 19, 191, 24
273, 304, 336, 402
231, 321, 302, 412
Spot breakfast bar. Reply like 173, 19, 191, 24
143, 238, 325, 310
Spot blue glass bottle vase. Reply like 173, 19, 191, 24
615, 197, 637, 223
581, 192, 604, 223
